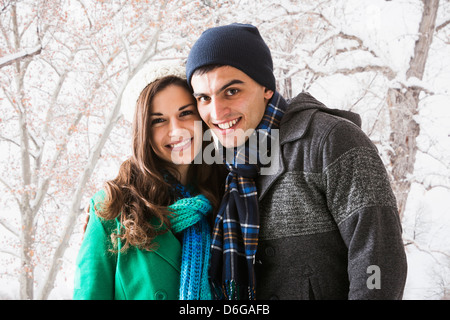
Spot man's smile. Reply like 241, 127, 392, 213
214, 117, 242, 132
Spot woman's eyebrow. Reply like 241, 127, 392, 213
150, 104, 195, 116
179, 103, 195, 111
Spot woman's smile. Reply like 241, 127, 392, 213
167, 137, 193, 151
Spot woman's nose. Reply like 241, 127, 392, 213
168, 119, 188, 139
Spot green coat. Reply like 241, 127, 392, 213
73, 190, 181, 300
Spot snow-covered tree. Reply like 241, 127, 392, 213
0, 0, 449, 299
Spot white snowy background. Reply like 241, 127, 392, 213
0, 0, 449, 299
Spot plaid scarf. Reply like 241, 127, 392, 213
209, 91, 288, 300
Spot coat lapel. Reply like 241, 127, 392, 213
257, 105, 318, 201
154, 231, 181, 272
151, 224, 182, 273
257, 144, 285, 201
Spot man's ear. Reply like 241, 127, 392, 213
263, 88, 274, 102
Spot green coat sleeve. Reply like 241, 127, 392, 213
73, 190, 118, 300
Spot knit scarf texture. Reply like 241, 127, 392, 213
166, 175, 213, 300
209, 91, 288, 300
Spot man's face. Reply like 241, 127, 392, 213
191, 66, 274, 148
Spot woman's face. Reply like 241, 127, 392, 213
149, 84, 203, 166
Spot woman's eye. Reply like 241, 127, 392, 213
180, 110, 194, 117
151, 118, 164, 125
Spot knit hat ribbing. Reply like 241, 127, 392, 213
186, 23, 276, 91
121, 60, 186, 122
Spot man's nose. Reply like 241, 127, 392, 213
210, 97, 230, 121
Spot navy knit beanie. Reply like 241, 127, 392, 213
186, 23, 276, 91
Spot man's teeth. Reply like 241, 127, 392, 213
217, 118, 239, 130
170, 139, 190, 148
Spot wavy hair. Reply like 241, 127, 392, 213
97, 76, 224, 252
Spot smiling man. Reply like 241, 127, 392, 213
192, 66, 273, 148
186, 23, 407, 300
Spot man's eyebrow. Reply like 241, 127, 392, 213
193, 79, 244, 98
217, 79, 244, 93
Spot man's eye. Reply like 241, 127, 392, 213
226, 88, 239, 96
197, 96, 210, 103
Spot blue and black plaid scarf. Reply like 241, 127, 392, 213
209, 91, 288, 300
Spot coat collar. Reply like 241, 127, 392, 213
280, 108, 318, 144
280, 92, 361, 142
257, 92, 362, 201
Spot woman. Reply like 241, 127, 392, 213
73, 62, 224, 300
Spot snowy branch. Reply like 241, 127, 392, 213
0, 248, 20, 259
436, 19, 450, 32
389, 76, 436, 95
0, 45, 42, 69
311, 32, 379, 58
404, 237, 450, 262
0, 218, 19, 238
304, 63, 396, 80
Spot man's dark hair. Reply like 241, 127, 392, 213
192, 64, 225, 78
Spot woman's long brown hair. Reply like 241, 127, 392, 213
97, 76, 225, 252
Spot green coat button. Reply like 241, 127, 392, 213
154, 290, 167, 300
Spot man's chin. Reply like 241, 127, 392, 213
215, 129, 253, 149
218, 135, 247, 149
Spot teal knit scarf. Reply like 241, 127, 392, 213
167, 179, 213, 300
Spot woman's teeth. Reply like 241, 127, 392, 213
217, 118, 239, 130
170, 138, 191, 149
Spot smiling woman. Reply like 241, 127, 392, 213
73, 62, 226, 300
149, 83, 203, 173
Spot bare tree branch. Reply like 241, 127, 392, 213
0, 217, 19, 238
304, 63, 396, 80
436, 19, 450, 32
404, 237, 450, 262
0, 45, 42, 69
311, 31, 379, 58
0, 248, 20, 259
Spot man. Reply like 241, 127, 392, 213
186, 23, 407, 300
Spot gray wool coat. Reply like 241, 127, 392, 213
255, 92, 407, 300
